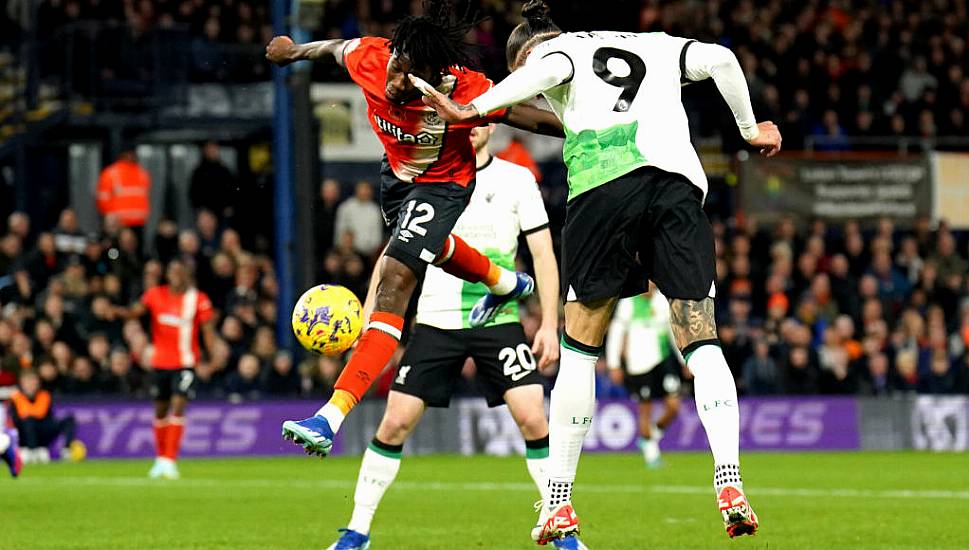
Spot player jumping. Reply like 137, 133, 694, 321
327, 126, 584, 550
606, 284, 684, 468
420, 0, 781, 542
265, 0, 563, 458
116, 259, 217, 480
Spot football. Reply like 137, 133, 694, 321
291, 284, 364, 355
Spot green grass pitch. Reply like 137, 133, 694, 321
4, 451, 969, 549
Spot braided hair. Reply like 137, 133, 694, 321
506, 0, 562, 70
388, 0, 484, 72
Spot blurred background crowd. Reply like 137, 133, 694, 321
4, 181, 969, 401
2, 0, 968, 402
1, 0, 965, 144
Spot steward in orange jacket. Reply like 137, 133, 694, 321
96, 150, 151, 227
8, 370, 78, 453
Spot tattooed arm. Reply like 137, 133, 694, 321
668, 298, 719, 351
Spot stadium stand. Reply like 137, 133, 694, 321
1, 0, 968, 403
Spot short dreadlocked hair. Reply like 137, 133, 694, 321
388, 0, 484, 72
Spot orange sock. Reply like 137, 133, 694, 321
154, 418, 170, 458
329, 390, 358, 416
434, 234, 501, 286
164, 416, 185, 460
332, 312, 404, 406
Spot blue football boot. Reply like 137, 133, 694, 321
325, 529, 370, 550
469, 272, 535, 327
282, 415, 335, 457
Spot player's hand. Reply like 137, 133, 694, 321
608, 368, 624, 386
747, 121, 782, 157
266, 36, 295, 66
411, 75, 480, 123
532, 325, 560, 371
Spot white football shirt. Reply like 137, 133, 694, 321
529, 31, 705, 199
606, 290, 674, 375
470, 32, 758, 202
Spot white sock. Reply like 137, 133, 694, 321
316, 403, 347, 433
546, 342, 598, 508
525, 439, 551, 503
488, 268, 518, 295
0, 432, 9, 453
347, 444, 402, 535
642, 438, 661, 464
687, 344, 742, 491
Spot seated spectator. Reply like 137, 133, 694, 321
859, 353, 891, 396
264, 351, 300, 397
52, 209, 87, 255
742, 339, 778, 395
35, 358, 64, 395
226, 353, 264, 402
301, 355, 341, 397
0, 232, 23, 274
8, 370, 85, 463
87, 333, 111, 371
818, 327, 856, 394
779, 346, 819, 395
102, 348, 145, 397
930, 232, 967, 283
31, 319, 57, 358
23, 232, 62, 289
1, 332, 33, 385
314, 179, 342, 260
251, 326, 276, 366
333, 180, 384, 258
6, 211, 31, 246
189, 141, 236, 218
193, 361, 225, 400
62, 356, 101, 396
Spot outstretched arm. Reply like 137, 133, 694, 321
682, 41, 781, 156
113, 302, 147, 321
266, 36, 352, 68
414, 53, 572, 124
502, 104, 564, 137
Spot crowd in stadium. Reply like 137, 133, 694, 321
311, 0, 969, 145
3, 180, 969, 400
15, 0, 968, 144
2, 0, 968, 401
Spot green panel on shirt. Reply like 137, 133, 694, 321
562, 121, 649, 201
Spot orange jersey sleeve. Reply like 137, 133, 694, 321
343, 37, 392, 97
141, 286, 157, 311
196, 291, 214, 324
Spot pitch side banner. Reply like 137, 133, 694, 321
740, 155, 933, 222
458, 397, 860, 455
57, 401, 341, 459
57, 397, 860, 459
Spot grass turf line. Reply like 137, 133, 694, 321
3, 451, 968, 549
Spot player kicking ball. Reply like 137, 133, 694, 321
326, 125, 584, 550
116, 260, 217, 480
265, 0, 563, 457
420, 0, 781, 543
606, 284, 684, 468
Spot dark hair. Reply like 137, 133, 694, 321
506, 0, 562, 69
388, 0, 483, 71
